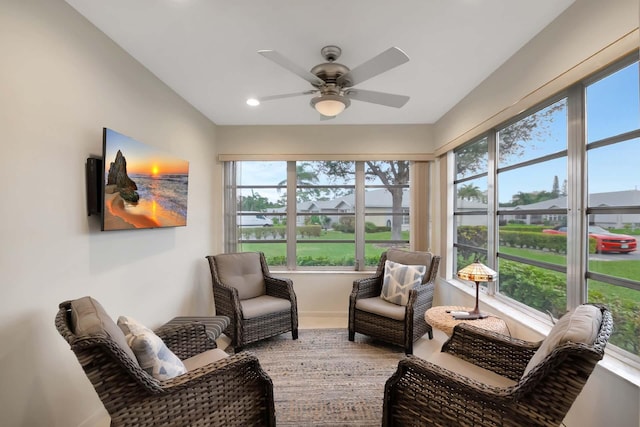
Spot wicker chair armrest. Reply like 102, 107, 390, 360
351, 275, 383, 300
160, 351, 270, 391
442, 323, 539, 380
406, 283, 435, 320
213, 282, 242, 317
384, 355, 517, 426
155, 322, 217, 360
264, 274, 295, 301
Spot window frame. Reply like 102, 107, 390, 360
451, 52, 640, 363
225, 159, 418, 271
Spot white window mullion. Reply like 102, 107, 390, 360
355, 162, 365, 270
286, 161, 297, 270
566, 84, 587, 309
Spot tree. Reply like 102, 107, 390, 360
277, 162, 327, 202
552, 175, 560, 197
457, 100, 566, 176
318, 161, 409, 240
457, 183, 485, 202
237, 190, 275, 211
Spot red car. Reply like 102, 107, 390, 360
543, 225, 637, 253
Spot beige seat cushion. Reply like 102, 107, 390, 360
241, 295, 292, 319
523, 304, 602, 376
70, 296, 137, 364
429, 352, 517, 388
182, 348, 229, 371
355, 296, 406, 321
215, 252, 266, 300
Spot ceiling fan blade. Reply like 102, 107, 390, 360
257, 90, 318, 103
337, 47, 409, 87
345, 88, 410, 108
258, 50, 326, 87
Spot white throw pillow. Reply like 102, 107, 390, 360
380, 260, 427, 306
117, 315, 187, 381
523, 304, 602, 377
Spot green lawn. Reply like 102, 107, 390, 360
499, 247, 640, 302
241, 229, 409, 265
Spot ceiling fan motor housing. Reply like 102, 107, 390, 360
310, 62, 352, 87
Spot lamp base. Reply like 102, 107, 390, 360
452, 311, 489, 320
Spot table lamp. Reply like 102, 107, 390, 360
456, 260, 498, 320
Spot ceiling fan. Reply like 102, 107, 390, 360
249, 45, 410, 119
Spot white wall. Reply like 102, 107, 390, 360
0, 0, 221, 425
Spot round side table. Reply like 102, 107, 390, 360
425, 305, 508, 336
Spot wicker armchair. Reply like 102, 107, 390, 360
349, 249, 440, 354
206, 252, 298, 352
383, 303, 613, 426
55, 297, 275, 427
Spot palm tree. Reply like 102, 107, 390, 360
457, 183, 484, 201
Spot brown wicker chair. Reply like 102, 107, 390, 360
206, 252, 298, 352
383, 303, 613, 427
55, 297, 276, 427
349, 249, 440, 354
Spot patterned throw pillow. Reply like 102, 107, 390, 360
117, 315, 187, 381
380, 260, 427, 306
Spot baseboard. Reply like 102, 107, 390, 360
299, 311, 348, 319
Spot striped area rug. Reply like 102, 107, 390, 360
243, 328, 405, 426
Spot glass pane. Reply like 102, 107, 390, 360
364, 161, 409, 185
498, 259, 567, 317
455, 247, 487, 273
586, 61, 640, 143
456, 137, 488, 180
455, 177, 488, 210
587, 138, 640, 200
588, 281, 640, 356
237, 161, 287, 187
364, 243, 406, 268
365, 188, 409, 240
498, 98, 567, 168
236, 188, 286, 216
498, 157, 567, 206
456, 216, 488, 249
296, 242, 355, 267
587, 213, 638, 262
499, 215, 568, 267
238, 242, 286, 267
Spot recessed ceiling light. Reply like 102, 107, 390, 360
246, 98, 260, 106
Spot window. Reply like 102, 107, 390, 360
584, 59, 640, 356
453, 137, 489, 271
226, 160, 412, 270
496, 97, 569, 316
452, 54, 640, 358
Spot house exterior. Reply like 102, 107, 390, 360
504, 190, 640, 228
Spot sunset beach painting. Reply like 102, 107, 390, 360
102, 128, 189, 231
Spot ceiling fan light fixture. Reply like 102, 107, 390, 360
310, 94, 350, 117
246, 98, 260, 106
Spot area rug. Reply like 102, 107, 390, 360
242, 328, 405, 426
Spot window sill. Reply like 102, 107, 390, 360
271, 269, 372, 275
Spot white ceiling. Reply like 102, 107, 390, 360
64, 0, 574, 126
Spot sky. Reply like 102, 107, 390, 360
103, 128, 189, 176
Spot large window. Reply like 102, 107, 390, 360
226, 160, 412, 270
452, 54, 640, 358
